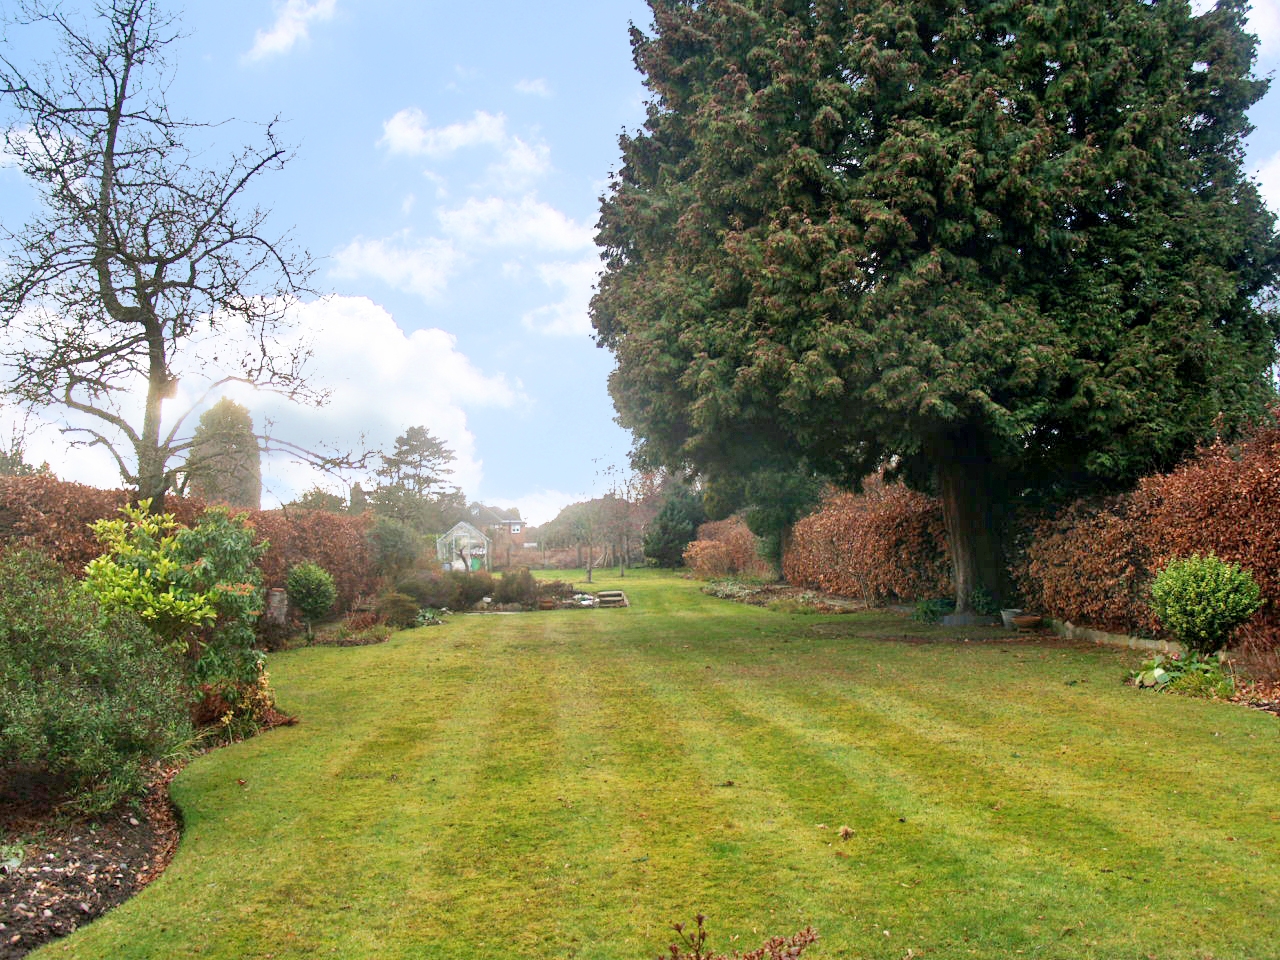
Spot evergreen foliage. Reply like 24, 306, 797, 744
370, 426, 465, 533
175, 506, 268, 686
286, 561, 338, 634
644, 483, 707, 566
185, 398, 262, 510
742, 469, 824, 575
593, 0, 1280, 610
286, 485, 349, 513
1150, 554, 1262, 655
83, 502, 266, 686
367, 515, 423, 577
375, 426, 454, 498
0, 548, 190, 812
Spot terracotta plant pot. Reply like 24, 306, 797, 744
1001, 608, 1024, 630
1012, 613, 1042, 631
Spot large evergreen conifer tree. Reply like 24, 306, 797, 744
593, 0, 1280, 610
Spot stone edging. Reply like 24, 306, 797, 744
1046, 618, 1185, 657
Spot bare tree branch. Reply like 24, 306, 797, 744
0, 0, 335, 509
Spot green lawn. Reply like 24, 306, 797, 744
37, 570, 1280, 959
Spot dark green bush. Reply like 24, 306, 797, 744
0, 549, 191, 813
450, 570, 494, 608
396, 571, 461, 610
494, 568, 538, 606
287, 561, 338, 631
177, 507, 267, 686
375, 591, 420, 628
912, 596, 956, 623
1150, 554, 1263, 655
644, 485, 706, 566
367, 516, 422, 577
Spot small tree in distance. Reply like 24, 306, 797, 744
286, 561, 338, 639
287, 485, 349, 513
0, 0, 335, 510
644, 483, 706, 567
183, 398, 262, 509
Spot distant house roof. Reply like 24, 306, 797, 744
470, 503, 521, 527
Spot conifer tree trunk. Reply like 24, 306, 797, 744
927, 427, 1009, 614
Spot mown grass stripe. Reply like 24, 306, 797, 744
35, 571, 1280, 960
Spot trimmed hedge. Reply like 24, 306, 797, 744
252, 509, 377, 611
783, 477, 951, 605
683, 516, 774, 580
1017, 420, 1280, 655
0, 477, 379, 612
779, 419, 1278, 663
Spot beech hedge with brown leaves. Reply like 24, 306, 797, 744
0, 476, 378, 611
683, 516, 774, 580
1017, 421, 1280, 656
779, 421, 1279, 657
782, 476, 951, 605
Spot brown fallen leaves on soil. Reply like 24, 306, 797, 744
0, 767, 180, 960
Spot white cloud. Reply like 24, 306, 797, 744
1251, 0, 1280, 59
245, 0, 336, 61
330, 234, 459, 299
514, 78, 551, 97
236, 296, 517, 504
521, 258, 601, 337
0, 295, 515, 505
379, 108, 507, 157
0, 404, 124, 489
492, 137, 552, 189
438, 196, 592, 252
377, 108, 552, 191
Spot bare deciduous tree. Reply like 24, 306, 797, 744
0, 0, 324, 508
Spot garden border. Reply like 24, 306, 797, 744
1046, 618, 1184, 657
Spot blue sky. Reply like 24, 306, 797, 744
3, 0, 1280, 524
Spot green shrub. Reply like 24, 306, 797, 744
84, 502, 267, 686
912, 597, 956, 623
176, 507, 267, 686
83, 501, 216, 652
84, 503, 277, 735
287, 561, 338, 632
1150, 554, 1263, 656
0, 548, 191, 812
415, 607, 446, 627
367, 516, 421, 577
397, 570, 497, 610
396, 571, 460, 610
376, 591, 420, 628
969, 585, 1000, 617
494, 567, 538, 606
450, 569, 494, 608
643, 485, 705, 567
